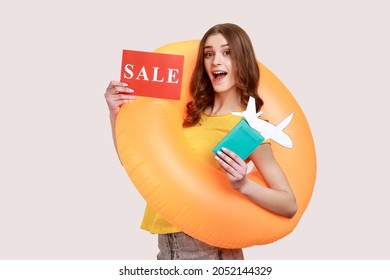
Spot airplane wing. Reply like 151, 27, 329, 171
277, 112, 294, 131
231, 97, 257, 118
247, 96, 256, 113
231, 97, 293, 148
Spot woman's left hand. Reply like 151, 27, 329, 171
215, 148, 248, 190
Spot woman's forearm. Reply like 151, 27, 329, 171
238, 179, 298, 218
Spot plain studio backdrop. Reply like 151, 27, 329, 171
0, 0, 389, 259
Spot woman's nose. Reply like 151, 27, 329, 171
212, 53, 222, 65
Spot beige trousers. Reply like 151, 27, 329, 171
157, 232, 244, 260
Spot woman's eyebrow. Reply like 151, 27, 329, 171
203, 43, 229, 50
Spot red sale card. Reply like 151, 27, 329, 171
120, 49, 184, 100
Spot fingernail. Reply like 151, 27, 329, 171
122, 82, 128, 86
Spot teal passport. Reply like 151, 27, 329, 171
212, 119, 265, 160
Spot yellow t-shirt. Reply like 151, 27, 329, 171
140, 112, 268, 234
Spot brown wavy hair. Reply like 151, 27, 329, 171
183, 23, 263, 127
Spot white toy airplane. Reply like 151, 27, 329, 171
232, 96, 294, 148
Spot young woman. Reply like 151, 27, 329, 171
104, 23, 297, 260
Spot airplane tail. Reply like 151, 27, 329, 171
231, 112, 244, 117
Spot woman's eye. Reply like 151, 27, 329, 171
204, 52, 214, 58
223, 50, 231, 56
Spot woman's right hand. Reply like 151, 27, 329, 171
104, 80, 136, 116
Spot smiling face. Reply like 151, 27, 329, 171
203, 34, 237, 97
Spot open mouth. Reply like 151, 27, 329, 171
213, 71, 227, 79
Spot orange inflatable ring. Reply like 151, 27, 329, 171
116, 40, 316, 249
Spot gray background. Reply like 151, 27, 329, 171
1, 0, 389, 259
